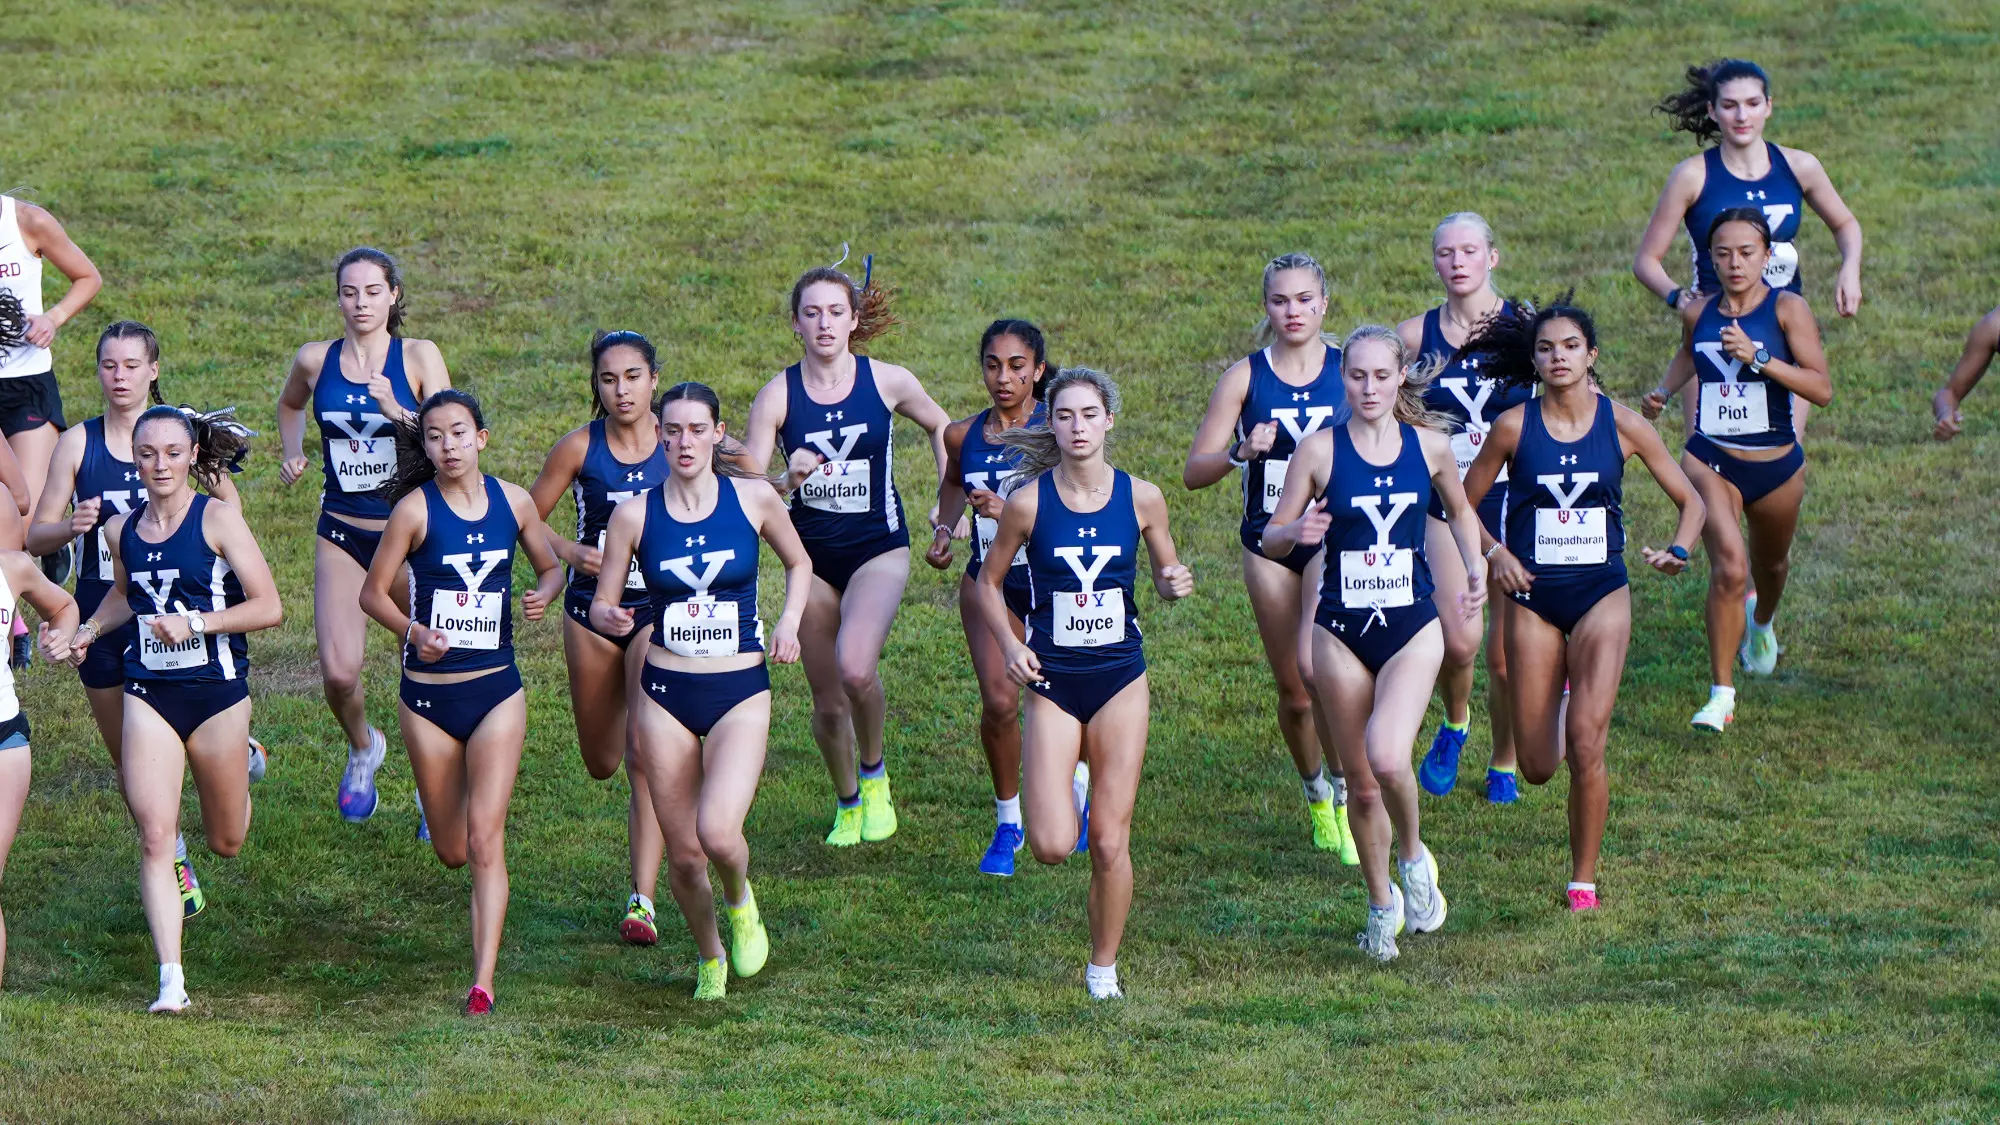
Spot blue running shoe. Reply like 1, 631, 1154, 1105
1420, 724, 1467, 796
1073, 799, 1089, 855
415, 791, 431, 843
979, 822, 1025, 877
338, 727, 387, 823
1485, 768, 1519, 805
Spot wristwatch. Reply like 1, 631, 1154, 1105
1668, 544, 1689, 562
185, 610, 207, 636
1750, 347, 1771, 376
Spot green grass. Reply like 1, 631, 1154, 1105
3, 0, 1999, 1120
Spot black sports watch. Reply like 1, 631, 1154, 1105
1668, 544, 1689, 562
1750, 347, 1771, 376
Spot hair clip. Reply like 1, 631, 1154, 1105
830, 242, 850, 270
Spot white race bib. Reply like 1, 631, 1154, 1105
1448, 429, 1508, 485
429, 590, 505, 651
1764, 241, 1799, 288
975, 515, 1027, 568
137, 615, 209, 672
1054, 589, 1125, 647
95, 532, 114, 580
595, 530, 647, 591
328, 437, 397, 493
1534, 508, 1609, 565
799, 459, 871, 514
1260, 457, 1290, 514
1338, 548, 1415, 609
658, 599, 739, 658
1700, 381, 1770, 438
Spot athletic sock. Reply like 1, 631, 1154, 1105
995, 795, 1022, 827
725, 888, 749, 911
1300, 767, 1333, 804
174, 834, 188, 862
1566, 881, 1596, 894
1330, 774, 1348, 805
1710, 684, 1737, 703
1489, 764, 1517, 775
1444, 717, 1469, 733
838, 791, 861, 808
160, 962, 184, 991
629, 892, 654, 914
1085, 961, 1118, 992
858, 759, 887, 781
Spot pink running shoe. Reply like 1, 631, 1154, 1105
465, 986, 494, 1016
1567, 888, 1600, 912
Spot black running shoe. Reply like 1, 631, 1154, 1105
39, 542, 72, 587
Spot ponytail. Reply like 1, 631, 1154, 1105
1655, 59, 1770, 145
385, 388, 485, 503
995, 367, 1121, 491
134, 404, 254, 492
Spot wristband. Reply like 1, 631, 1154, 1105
1227, 441, 1250, 468
1664, 288, 1682, 309
1484, 542, 1503, 560
1668, 544, 1689, 562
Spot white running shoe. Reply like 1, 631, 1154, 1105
1691, 687, 1736, 733
247, 736, 267, 783
1740, 622, 1781, 676
1085, 963, 1123, 1000
1072, 762, 1090, 820
1399, 845, 1448, 934
1357, 884, 1405, 962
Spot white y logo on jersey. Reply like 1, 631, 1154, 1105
1693, 339, 1766, 384
1052, 545, 1121, 592
1268, 405, 1338, 443
1350, 493, 1419, 549
804, 424, 868, 463
1760, 203, 1795, 230
963, 469, 1016, 495
322, 412, 392, 442
1438, 377, 1496, 433
606, 488, 639, 507
660, 551, 734, 599
1537, 473, 1599, 509
442, 550, 508, 592
129, 570, 183, 614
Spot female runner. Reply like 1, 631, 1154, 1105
1264, 326, 1485, 962
1396, 213, 1531, 805
977, 368, 1192, 999
594, 382, 811, 1000
1463, 298, 1704, 910
0, 192, 102, 542
277, 247, 451, 822
29, 321, 250, 919
1643, 211, 1831, 730
1184, 255, 1357, 859
926, 319, 1056, 876
360, 390, 563, 1015
742, 263, 950, 846
528, 331, 669, 944
62, 406, 280, 1012
1932, 305, 1999, 441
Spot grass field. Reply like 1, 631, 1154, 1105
2, 0, 1998, 1120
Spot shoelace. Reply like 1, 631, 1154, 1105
1360, 604, 1389, 635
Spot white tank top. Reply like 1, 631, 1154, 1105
0, 196, 51, 381
0, 566, 19, 722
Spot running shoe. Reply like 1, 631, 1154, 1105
1568, 887, 1600, 913
1334, 803, 1359, 866
338, 727, 387, 822
247, 736, 267, 783
1357, 884, 1405, 962
979, 822, 1025, 877
1690, 689, 1735, 733
149, 981, 191, 1014
1400, 845, 1448, 934
1419, 723, 1467, 796
858, 773, 898, 842
1307, 796, 1342, 852
825, 803, 863, 847
694, 956, 727, 1001
465, 985, 494, 1016
1740, 622, 1781, 676
1486, 768, 1519, 805
175, 855, 205, 919
9, 630, 29, 671
40, 541, 72, 587
726, 885, 769, 979
414, 792, 431, 844
1086, 971, 1124, 1001
1074, 798, 1090, 855
620, 895, 658, 946
1072, 763, 1090, 855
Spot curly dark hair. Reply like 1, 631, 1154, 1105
1456, 291, 1598, 392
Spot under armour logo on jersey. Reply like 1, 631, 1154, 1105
146, 552, 164, 562
804, 423, 867, 464
128, 569, 182, 614
442, 550, 508, 592
1076, 527, 1098, 538
624, 470, 646, 483
1052, 544, 1121, 592
1374, 476, 1394, 488
123, 471, 140, 483
345, 394, 367, 405
1291, 391, 1310, 402
660, 550, 734, 598
685, 535, 706, 548
1459, 356, 1481, 372
466, 533, 486, 545
1271, 405, 1337, 443
826, 411, 845, 422
1537, 472, 1600, 509
1694, 339, 1766, 383
1559, 455, 1578, 467
1351, 492, 1419, 549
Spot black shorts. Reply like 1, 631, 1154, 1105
565, 588, 647, 650
0, 711, 30, 750
803, 528, 910, 594
318, 511, 384, 570
127, 678, 250, 743
1686, 433, 1805, 508
0, 369, 65, 436
641, 662, 771, 738
400, 665, 524, 744
1315, 600, 1441, 676
1028, 652, 1148, 725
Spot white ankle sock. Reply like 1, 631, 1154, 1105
160, 962, 184, 990
1085, 961, 1118, 994
1710, 684, 1736, 702
1567, 881, 1596, 893
995, 795, 1022, 827
1300, 768, 1333, 804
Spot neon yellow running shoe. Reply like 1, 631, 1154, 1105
1334, 803, 1360, 866
825, 804, 863, 847
859, 773, 898, 842
694, 956, 727, 1001
1307, 796, 1340, 852
727, 886, 770, 979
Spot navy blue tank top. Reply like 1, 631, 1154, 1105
569, 418, 670, 604
119, 494, 249, 683
960, 405, 1042, 583
1025, 470, 1142, 666
1505, 396, 1626, 575
1314, 422, 1434, 615
1237, 345, 1346, 552
639, 479, 765, 658
405, 476, 519, 673
314, 338, 423, 519
1418, 303, 1534, 483
777, 357, 904, 542
1685, 143, 1805, 295
1690, 289, 1797, 450
76, 417, 144, 594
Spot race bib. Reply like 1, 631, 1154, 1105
328, 437, 397, 493
137, 615, 209, 672
429, 590, 505, 651
1054, 589, 1125, 647
1260, 457, 1290, 514
1447, 429, 1510, 486
799, 459, 871, 514
95, 532, 114, 581
975, 515, 1027, 568
1338, 548, 1415, 609
1700, 381, 1770, 438
1534, 508, 1609, 565
658, 599, 739, 658
1764, 241, 1799, 288
595, 530, 647, 591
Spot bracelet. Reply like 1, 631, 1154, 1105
405, 620, 417, 647
1484, 543, 1503, 560
931, 522, 953, 537
1664, 287, 1682, 309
